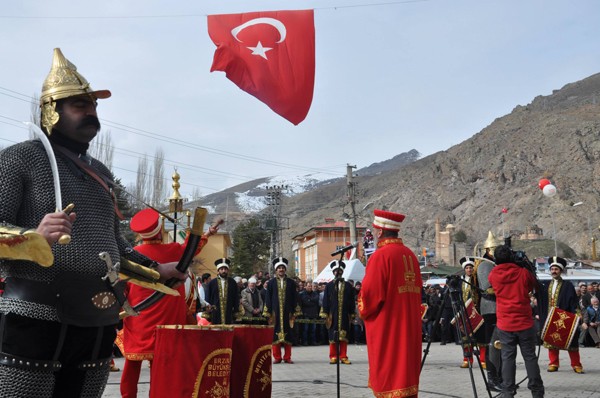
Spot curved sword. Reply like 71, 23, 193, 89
25, 122, 72, 245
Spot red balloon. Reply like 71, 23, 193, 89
538, 178, 551, 190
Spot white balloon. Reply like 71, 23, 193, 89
543, 184, 557, 197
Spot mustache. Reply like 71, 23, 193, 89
78, 115, 101, 129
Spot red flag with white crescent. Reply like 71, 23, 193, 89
208, 10, 315, 125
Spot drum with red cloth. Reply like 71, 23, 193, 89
541, 307, 580, 350
230, 325, 274, 398
150, 325, 234, 398
451, 298, 484, 336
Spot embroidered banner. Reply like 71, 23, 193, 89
151, 325, 234, 398
541, 307, 580, 350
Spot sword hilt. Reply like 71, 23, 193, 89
57, 203, 75, 245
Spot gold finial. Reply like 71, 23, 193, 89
169, 168, 183, 213
170, 169, 182, 200
186, 209, 192, 229
40, 48, 111, 135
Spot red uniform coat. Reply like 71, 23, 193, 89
358, 238, 422, 398
119, 240, 202, 361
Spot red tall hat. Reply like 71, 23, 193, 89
372, 209, 405, 232
130, 208, 162, 240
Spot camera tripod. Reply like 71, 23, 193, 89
421, 275, 493, 398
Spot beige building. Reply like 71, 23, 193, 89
292, 220, 367, 280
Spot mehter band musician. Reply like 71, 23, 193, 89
263, 257, 300, 364
321, 260, 356, 365
358, 209, 422, 398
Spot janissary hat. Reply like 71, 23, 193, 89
40, 48, 111, 135
548, 256, 567, 271
459, 256, 475, 269
272, 257, 288, 270
130, 208, 161, 240
372, 209, 405, 232
215, 258, 231, 270
328, 260, 346, 272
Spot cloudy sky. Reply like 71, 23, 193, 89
1, 0, 599, 198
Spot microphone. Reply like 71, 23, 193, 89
331, 242, 357, 256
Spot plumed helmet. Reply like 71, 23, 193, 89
40, 48, 111, 135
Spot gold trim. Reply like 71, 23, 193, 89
192, 348, 232, 398
372, 384, 419, 397
244, 344, 272, 398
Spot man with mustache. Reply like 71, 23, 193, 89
203, 258, 241, 325
539, 256, 584, 374
0, 48, 186, 398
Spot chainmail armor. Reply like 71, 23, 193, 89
0, 140, 149, 322
0, 364, 55, 398
79, 362, 110, 398
0, 297, 58, 322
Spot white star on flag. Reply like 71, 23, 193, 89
247, 41, 272, 59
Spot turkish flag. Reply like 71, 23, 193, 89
208, 10, 315, 125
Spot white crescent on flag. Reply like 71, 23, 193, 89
230, 17, 287, 60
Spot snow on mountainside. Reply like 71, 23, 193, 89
235, 173, 336, 213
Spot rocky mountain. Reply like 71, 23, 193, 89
190, 151, 422, 222
279, 73, 600, 258
193, 72, 600, 259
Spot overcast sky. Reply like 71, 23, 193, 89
1, 0, 599, 198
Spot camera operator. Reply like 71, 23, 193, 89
488, 245, 544, 398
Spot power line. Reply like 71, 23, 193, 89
0, 88, 344, 176
0, 1, 433, 20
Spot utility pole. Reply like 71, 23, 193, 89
346, 164, 357, 259
264, 185, 288, 270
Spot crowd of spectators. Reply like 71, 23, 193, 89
196, 272, 365, 345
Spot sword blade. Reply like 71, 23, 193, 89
25, 122, 62, 211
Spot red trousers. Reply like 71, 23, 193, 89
463, 345, 485, 363
548, 348, 581, 368
329, 341, 348, 359
120, 359, 144, 398
272, 343, 292, 361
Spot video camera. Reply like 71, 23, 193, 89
512, 249, 536, 273
445, 274, 463, 291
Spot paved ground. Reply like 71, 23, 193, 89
104, 343, 600, 397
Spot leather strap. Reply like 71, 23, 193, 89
52, 144, 124, 220
0, 351, 61, 371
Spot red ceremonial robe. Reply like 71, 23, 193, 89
119, 237, 207, 360
358, 238, 422, 398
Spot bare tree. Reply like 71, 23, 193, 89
191, 186, 203, 202
135, 154, 150, 206
88, 130, 114, 170
29, 93, 40, 140
151, 148, 166, 207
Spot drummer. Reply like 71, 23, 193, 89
539, 256, 584, 374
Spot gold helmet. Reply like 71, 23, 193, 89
40, 48, 111, 135
483, 231, 501, 250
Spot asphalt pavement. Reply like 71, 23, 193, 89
103, 342, 600, 397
